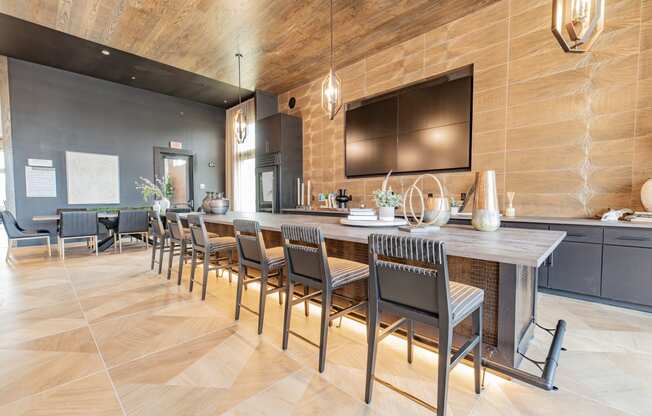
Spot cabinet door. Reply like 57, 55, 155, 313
255, 115, 281, 155
548, 241, 602, 296
502, 222, 550, 287
602, 245, 652, 307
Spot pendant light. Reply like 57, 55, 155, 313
234, 52, 247, 144
321, 0, 342, 120
552, 0, 605, 53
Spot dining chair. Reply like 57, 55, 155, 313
58, 211, 99, 259
114, 210, 149, 253
280, 223, 369, 372
187, 213, 237, 300
234, 219, 287, 335
149, 211, 168, 274
1, 210, 51, 260
365, 234, 484, 415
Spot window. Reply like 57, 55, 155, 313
233, 120, 256, 212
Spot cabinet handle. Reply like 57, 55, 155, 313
567, 233, 587, 238
616, 236, 650, 242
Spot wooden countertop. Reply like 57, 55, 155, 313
201, 212, 565, 268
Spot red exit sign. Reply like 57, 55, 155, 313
169, 141, 183, 149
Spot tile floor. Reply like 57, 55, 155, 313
1, 241, 651, 416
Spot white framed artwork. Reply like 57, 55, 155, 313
65, 151, 120, 204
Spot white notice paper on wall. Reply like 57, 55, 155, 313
25, 166, 57, 198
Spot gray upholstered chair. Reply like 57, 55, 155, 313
58, 211, 98, 259
280, 223, 368, 373
234, 219, 287, 335
187, 213, 237, 300
365, 234, 484, 415
1, 210, 51, 260
114, 210, 149, 253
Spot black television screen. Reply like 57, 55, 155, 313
345, 69, 472, 177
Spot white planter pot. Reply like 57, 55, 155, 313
153, 198, 170, 214
378, 206, 395, 221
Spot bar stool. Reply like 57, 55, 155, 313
365, 234, 484, 416
149, 211, 167, 274
233, 219, 287, 335
165, 212, 192, 284
187, 214, 237, 300
280, 223, 368, 373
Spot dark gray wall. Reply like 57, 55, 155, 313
9, 58, 225, 232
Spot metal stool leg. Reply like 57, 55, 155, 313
473, 305, 483, 394
200, 251, 209, 300
177, 241, 186, 286
234, 262, 246, 320
318, 290, 332, 373
189, 249, 197, 293
278, 267, 284, 305
364, 302, 380, 403
304, 285, 310, 317
150, 235, 157, 269
158, 237, 165, 274
257, 270, 268, 334
282, 278, 294, 350
437, 323, 453, 416
407, 319, 414, 364
167, 240, 175, 280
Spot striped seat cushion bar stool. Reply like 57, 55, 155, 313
265, 246, 286, 270
328, 257, 369, 288
206, 236, 237, 254
450, 282, 484, 325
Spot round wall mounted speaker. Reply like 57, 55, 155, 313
288, 97, 296, 109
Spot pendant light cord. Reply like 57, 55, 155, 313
236, 53, 242, 105
330, 0, 334, 70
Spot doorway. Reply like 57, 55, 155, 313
154, 147, 194, 209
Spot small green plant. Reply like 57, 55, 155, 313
449, 196, 463, 208
373, 188, 403, 208
135, 176, 171, 201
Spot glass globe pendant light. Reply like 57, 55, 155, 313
321, 0, 342, 120
234, 52, 247, 144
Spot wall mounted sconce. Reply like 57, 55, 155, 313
552, 0, 605, 53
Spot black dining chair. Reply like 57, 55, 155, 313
149, 211, 168, 274
115, 210, 149, 253
58, 211, 99, 259
280, 223, 369, 373
365, 234, 484, 415
1, 210, 51, 260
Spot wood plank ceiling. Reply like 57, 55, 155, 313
0, 0, 499, 94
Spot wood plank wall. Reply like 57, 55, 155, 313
278, 0, 652, 217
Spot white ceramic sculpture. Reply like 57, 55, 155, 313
641, 178, 652, 212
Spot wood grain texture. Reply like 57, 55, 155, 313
0, 0, 498, 93
199, 211, 565, 267
279, 0, 652, 217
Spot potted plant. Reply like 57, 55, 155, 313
449, 197, 463, 215
135, 176, 172, 214
373, 171, 403, 221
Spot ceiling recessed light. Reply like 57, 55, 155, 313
101, 49, 110, 56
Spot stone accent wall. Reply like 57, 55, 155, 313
278, 0, 652, 217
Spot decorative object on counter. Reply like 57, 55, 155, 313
347, 208, 377, 221
468, 170, 501, 232
400, 173, 447, 232
641, 178, 652, 212
321, 0, 342, 120
626, 211, 652, 223
601, 208, 633, 222
208, 193, 230, 215
340, 217, 407, 227
335, 189, 352, 209
233, 53, 248, 144
505, 191, 516, 217
552, 0, 605, 53
450, 197, 463, 215
135, 176, 171, 214
373, 172, 402, 221
201, 192, 215, 212
423, 192, 451, 226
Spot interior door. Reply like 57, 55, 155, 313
154, 147, 194, 209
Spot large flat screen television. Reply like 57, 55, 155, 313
345, 67, 472, 177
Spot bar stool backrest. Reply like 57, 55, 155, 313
59, 211, 98, 238
233, 219, 267, 264
281, 223, 330, 283
368, 234, 451, 319
187, 213, 209, 251
0, 210, 25, 238
148, 211, 165, 237
166, 212, 185, 241
118, 210, 149, 234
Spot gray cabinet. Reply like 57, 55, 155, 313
602, 245, 652, 307
548, 241, 603, 296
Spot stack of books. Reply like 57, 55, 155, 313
628, 211, 652, 223
347, 208, 377, 221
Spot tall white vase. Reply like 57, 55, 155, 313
642, 179, 652, 212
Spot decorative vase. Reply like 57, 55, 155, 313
152, 200, 161, 214
642, 179, 652, 212
159, 197, 170, 213
209, 196, 230, 215
201, 192, 213, 212
379, 206, 395, 221
471, 170, 501, 232
423, 195, 451, 226
451, 206, 460, 216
